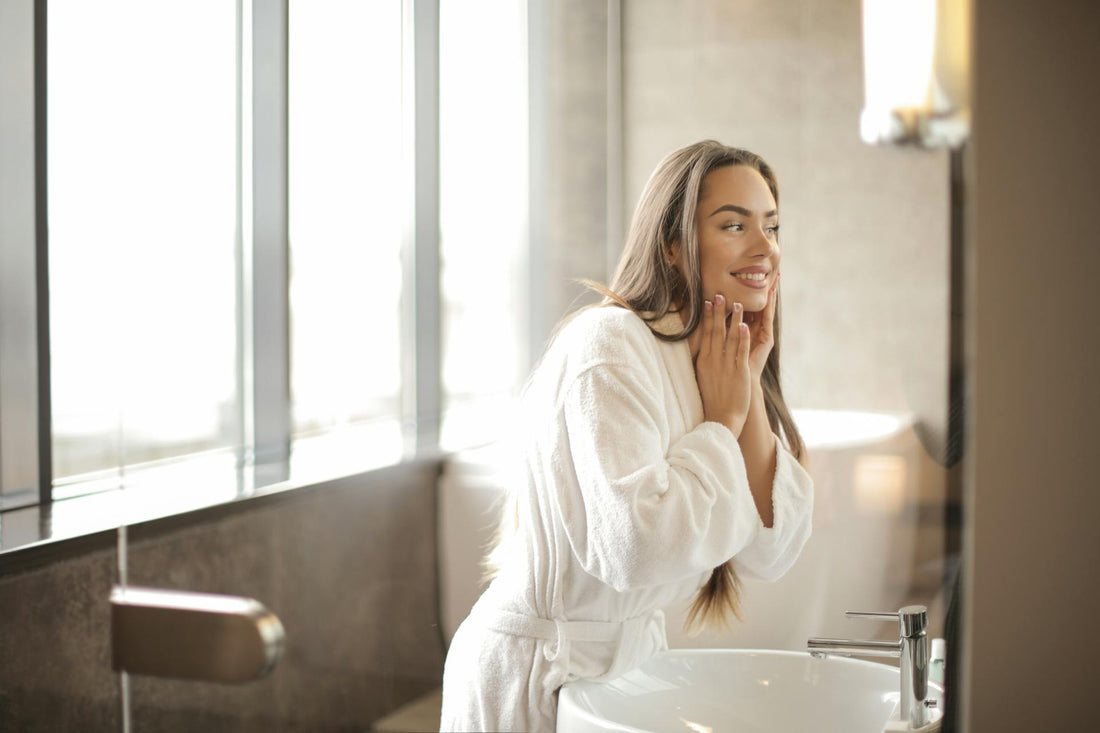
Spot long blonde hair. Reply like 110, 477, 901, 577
598, 140, 805, 632
486, 141, 805, 633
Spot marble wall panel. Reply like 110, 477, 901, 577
0, 463, 444, 732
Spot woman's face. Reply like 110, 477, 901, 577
687, 164, 780, 314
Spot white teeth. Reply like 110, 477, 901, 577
734, 272, 767, 281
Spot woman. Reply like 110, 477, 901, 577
440, 140, 814, 732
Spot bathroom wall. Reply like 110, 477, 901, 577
530, 0, 612, 349
533, 0, 951, 424
0, 462, 446, 732
964, 0, 1100, 728
531, 0, 954, 498
622, 0, 950, 419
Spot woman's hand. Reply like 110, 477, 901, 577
743, 274, 779, 382
694, 294, 752, 437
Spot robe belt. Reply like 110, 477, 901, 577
478, 607, 664, 680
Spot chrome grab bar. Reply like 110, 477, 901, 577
110, 585, 285, 683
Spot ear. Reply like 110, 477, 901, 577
666, 240, 683, 270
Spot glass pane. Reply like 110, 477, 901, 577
439, 0, 528, 450
288, 0, 403, 448
48, 0, 238, 492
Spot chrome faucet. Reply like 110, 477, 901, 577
807, 605, 934, 730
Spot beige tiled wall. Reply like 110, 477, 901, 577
621, 0, 950, 420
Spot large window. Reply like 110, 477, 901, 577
439, 0, 529, 450
288, 0, 404, 452
0, 0, 530, 517
48, 1, 239, 496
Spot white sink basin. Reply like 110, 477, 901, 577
557, 649, 944, 733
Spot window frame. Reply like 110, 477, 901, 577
0, 0, 454, 555
0, 0, 49, 512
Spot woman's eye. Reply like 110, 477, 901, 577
767, 225, 780, 236
723, 222, 743, 232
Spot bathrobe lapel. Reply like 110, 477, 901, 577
651, 312, 703, 436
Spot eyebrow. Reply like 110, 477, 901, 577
708, 204, 778, 218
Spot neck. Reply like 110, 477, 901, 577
678, 308, 704, 359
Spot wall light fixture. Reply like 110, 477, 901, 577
860, 0, 970, 148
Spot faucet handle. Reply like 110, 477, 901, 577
845, 610, 899, 621
846, 606, 928, 637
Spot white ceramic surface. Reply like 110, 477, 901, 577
556, 649, 944, 733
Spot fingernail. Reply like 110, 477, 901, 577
715, 294, 724, 305
734, 302, 742, 312
704, 300, 713, 313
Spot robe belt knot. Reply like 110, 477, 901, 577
479, 608, 663, 675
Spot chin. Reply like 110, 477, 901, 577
742, 296, 768, 313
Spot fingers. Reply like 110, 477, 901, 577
702, 294, 752, 360
724, 297, 749, 367
699, 298, 713, 359
764, 272, 779, 326
737, 321, 750, 367
694, 293, 752, 434
724, 298, 743, 353
711, 295, 728, 356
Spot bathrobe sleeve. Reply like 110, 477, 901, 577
555, 360, 771, 592
730, 434, 814, 582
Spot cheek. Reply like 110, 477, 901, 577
699, 260, 725, 290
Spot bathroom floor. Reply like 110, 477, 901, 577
372, 687, 442, 733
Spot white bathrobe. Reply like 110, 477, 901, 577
440, 307, 814, 733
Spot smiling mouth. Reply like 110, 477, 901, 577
731, 271, 769, 290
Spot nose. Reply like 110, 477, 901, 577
747, 225, 777, 258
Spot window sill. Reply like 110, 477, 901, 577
0, 419, 445, 577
